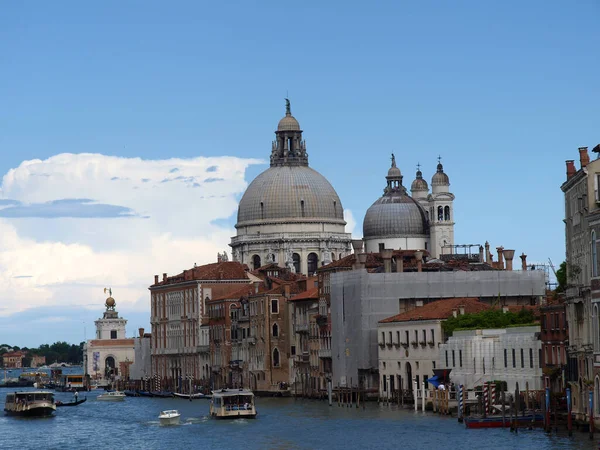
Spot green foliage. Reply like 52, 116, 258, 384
1, 341, 84, 367
555, 261, 567, 293
442, 309, 536, 337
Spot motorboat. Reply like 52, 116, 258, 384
97, 391, 126, 401
210, 389, 256, 419
4, 391, 56, 417
173, 392, 211, 400
158, 409, 181, 425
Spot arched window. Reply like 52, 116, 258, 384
444, 205, 450, 221
105, 356, 116, 377
307, 252, 319, 275
293, 253, 301, 274
592, 230, 598, 278
272, 348, 280, 367
252, 255, 261, 270
596, 304, 600, 351
437, 206, 443, 221
272, 323, 279, 337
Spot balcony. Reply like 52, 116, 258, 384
197, 345, 209, 354
318, 348, 332, 359
238, 314, 250, 323
245, 337, 256, 345
295, 323, 309, 334
294, 352, 310, 364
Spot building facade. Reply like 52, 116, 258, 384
377, 298, 490, 398
540, 298, 568, 394
149, 261, 252, 390
2, 351, 25, 368
439, 326, 543, 392
230, 100, 352, 275
83, 294, 135, 382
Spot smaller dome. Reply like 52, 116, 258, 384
387, 166, 401, 178
411, 169, 429, 191
431, 163, 450, 186
105, 297, 116, 308
277, 115, 300, 132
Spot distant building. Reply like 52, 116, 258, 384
149, 261, 254, 390
330, 247, 546, 391
377, 298, 490, 398
31, 355, 46, 368
3, 351, 25, 368
129, 328, 152, 381
83, 292, 135, 383
439, 325, 543, 392
540, 295, 568, 394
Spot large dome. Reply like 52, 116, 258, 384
363, 192, 429, 238
236, 165, 346, 226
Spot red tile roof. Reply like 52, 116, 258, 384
152, 261, 250, 286
379, 298, 490, 323
289, 286, 319, 302
209, 284, 256, 302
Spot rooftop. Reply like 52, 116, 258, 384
151, 261, 250, 287
379, 298, 489, 323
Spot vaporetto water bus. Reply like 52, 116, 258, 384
209, 389, 257, 419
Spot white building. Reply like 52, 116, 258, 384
363, 156, 454, 259
230, 100, 352, 275
439, 326, 542, 391
83, 293, 135, 382
130, 328, 152, 381
377, 297, 490, 397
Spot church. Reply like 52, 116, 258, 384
230, 101, 455, 273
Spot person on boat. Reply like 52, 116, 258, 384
74, 391, 79, 401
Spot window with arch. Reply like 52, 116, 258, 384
272, 323, 279, 337
437, 206, 443, 221
444, 205, 450, 221
593, 230, 598, 278
252, 254, 261, 270
260, 202, 264, 220
272, 348, 280, 367
307, 252, 319, 275
293, 253, 301, 274
595, 304, 600, 351
300, 199, 305, 217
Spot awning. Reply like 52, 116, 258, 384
427, 375, 440, 388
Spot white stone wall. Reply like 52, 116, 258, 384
438, 326, 542, 391
95, 318, 126, 340
378, 320, 443, 397
85, 343, 134, 379
364, 236, 428, 253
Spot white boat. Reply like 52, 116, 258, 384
4, 391, 56, 417
158, 409, 181, 425
97, 391, 126, 401
210, 389, 256, 419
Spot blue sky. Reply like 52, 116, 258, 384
1, 1, 599, 346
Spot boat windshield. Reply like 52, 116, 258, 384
14, 392, 54, 402
221, 395, 253, 411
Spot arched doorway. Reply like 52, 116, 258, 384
272, 348, 280, 367
252, 255, 261, 270
105, 356, 116, 378
307, 252, 319, 275
293, 253, 301, 274
405, 362, 412, 392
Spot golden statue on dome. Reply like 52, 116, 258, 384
104, 287, 116, 310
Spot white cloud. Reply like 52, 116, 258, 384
0, 153, 263, 318
344, 209, 360, 238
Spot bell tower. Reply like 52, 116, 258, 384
428, 157, 455, 259
270, 99, 309, 167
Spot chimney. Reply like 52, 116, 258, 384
520, 253, 527, 271
459, 305, 465, 315
496, 247, 504, 270
566, 160, 576, 179
381, 249, 393, 273
396, 255, 404, 273
485, 241, 491, 264
351, 239, 364, 254
154, 275, 159, 285
579, 147, 590, 169
138, 328, 144, 338
163, 273, 167, 282
452, 308, 458, 318
357, 253, 367, 270
478, 245, 484, 263
284, 284, 290, 298
503, 249, 515, 271
254, 281, 260, 294
414, 250, 423, 273
502, 306, 509, 314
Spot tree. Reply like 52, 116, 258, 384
556, 261, 567, 293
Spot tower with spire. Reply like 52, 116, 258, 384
428, 157, 455, 258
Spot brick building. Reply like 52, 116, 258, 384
3, 351, 25, 368
540, 294, 568, 394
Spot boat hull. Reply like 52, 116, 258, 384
465, 414, 543, 429
211, 412, 257, 419
173, 392, 210, 400
159, 416, 181, 425
4, 406, 55, 417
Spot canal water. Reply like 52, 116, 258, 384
0, 388, 597, 450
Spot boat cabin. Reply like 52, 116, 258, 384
210, 389, 256, 419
